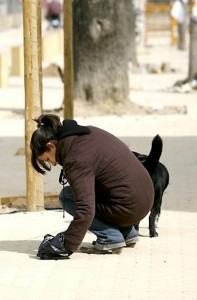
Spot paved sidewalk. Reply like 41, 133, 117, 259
0, 135, 197, 299
0, 29, 197, 299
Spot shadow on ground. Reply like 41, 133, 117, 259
0, 240, 39, 257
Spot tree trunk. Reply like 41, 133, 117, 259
188, 16, 197, 80
73, 0, 137, 104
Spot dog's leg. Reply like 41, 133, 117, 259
149, 187, 163, 237
149, 208, 159, 237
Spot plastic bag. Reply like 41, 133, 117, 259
37, 232, 70, 260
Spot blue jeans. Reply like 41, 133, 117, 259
59, 186, 138, 250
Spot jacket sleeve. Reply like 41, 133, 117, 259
63, 160, 95, 253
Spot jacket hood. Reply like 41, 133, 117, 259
55, 119, 90, 141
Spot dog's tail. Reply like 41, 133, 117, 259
143, 134, 163, 176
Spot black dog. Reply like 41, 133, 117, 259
133, 135, 169, 237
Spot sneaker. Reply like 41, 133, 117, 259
80, 246, 122, 255
125, 236, 139, 248
92, 236, 139, 249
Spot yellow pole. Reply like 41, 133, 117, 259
23, 0, 44, 211
63, 0, 73, 119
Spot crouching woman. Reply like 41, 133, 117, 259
30, 114, 154, 259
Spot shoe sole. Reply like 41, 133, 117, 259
80, 247, 122, 255
125, 237, 139, 248
125, 242, 136, 248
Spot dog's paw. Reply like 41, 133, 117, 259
149, 231, 158, 238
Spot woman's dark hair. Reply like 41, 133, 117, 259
30, 114, 62, 175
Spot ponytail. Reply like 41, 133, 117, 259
30, 114, 62, 174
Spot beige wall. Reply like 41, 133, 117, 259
10, 29, 63, 77
0, 13, 23, 30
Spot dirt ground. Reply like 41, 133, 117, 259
42, 62, 146, 117
42, 58, 189, 119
